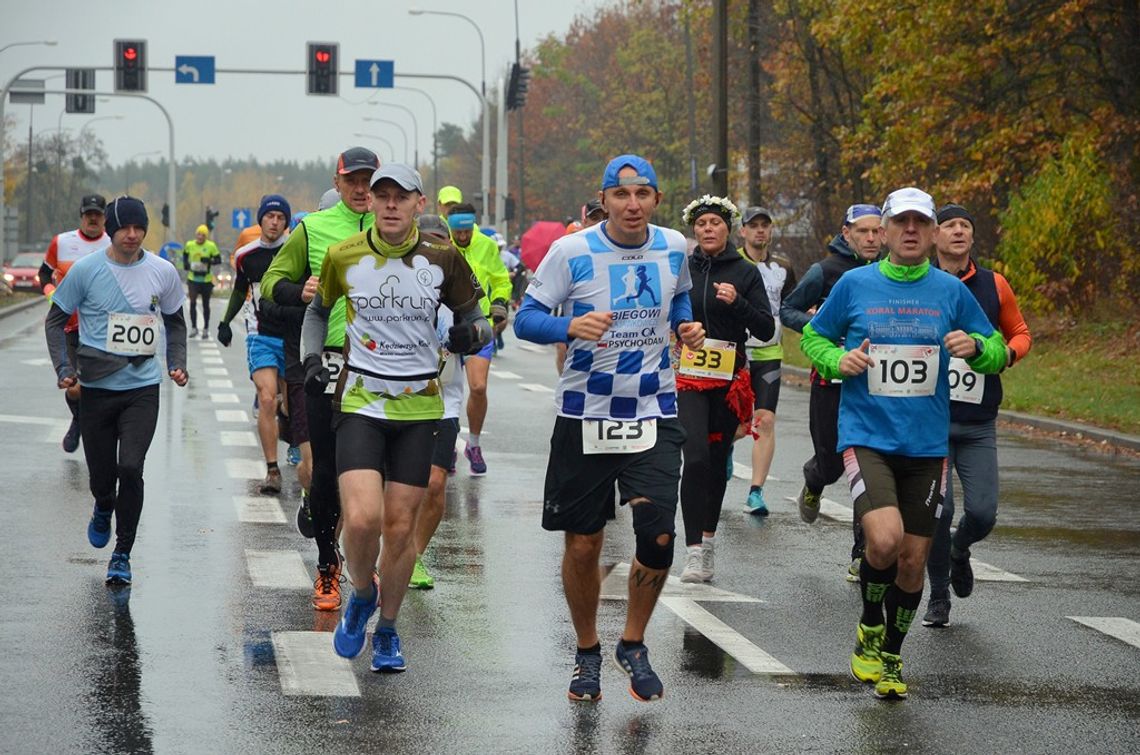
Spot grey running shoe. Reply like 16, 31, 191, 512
922, 597, 951, 628
259, 468, 282, 495
798, 486, 821, 523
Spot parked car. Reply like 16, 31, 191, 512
3, 252, 45, 292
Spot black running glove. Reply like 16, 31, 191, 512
490, 299, 509, 325
217, 321, 233, 347
303, 354, 330, 396
447, 322, 480, 355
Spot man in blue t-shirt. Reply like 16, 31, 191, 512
45, 196, 188, 587
801, 186, 1006, 701
515, 154, 705, 704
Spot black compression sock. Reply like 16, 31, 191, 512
883, 584, 923, 654
859, 559, 898, 627
267, 461, 279, 472
749, 485, 760, 494
578, 643, 601, 655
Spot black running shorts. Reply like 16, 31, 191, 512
843, 446, 946, 537
333, 413, 437, 487
749, 359, 782, 413
431, 417, 460, 470
542, 416, 685, 535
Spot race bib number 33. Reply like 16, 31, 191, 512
867, 344, 938, 397
582, 419, 657, 455
106, 312, 159, 356
679, 338, 736, 380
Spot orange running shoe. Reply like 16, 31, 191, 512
312, 564, 342, 611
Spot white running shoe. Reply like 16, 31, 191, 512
700, 539, 714, 582
680, 546, 704, 583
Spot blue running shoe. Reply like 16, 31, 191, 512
746, 488, 769, 516
568, 649, 603, 701
106, 551, 131, 585
370, 627, 407, 673
333, 586, 377, 659
88, 505, 112, 548
614, 641, 663, 701
286, 445, 301, 466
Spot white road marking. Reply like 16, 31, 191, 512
227, 459, 269, 480
970, 561, 1029, 583
1068, 617, 1140, 649
659, 596, 794, 675
490, 368, 522, 379
203, 357, 224, 365
271, 632, 361, 697
200, 344, 220, 352
207, 379, 234, 389
210, 393, 241, 404
204, 367, 229, 376
20, 358, 51, 367
233, 494, 285, 523
516, 342, 547, 354
0, 413, 61, 426
784, 495, 853, 523
520, 383, 554, 393
246, 550, 311, 589
221, 430, 259, 447
216, 409, 250, 423
601, 562, 762, 603
730, 459, 780, 483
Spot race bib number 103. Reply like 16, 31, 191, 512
867, 344, 939, 397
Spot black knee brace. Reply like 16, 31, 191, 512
631, 500, 674, 570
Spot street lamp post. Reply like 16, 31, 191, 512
0, 40, 57, 56
393, 86, 438, 199
366, 102, 419, 170
352, 133, 396, 163
361, 117, 410, 163
408, 8, 491, 226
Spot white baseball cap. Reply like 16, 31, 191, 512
881, 187, 936, 223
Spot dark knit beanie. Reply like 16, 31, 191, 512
257, 194, 292, 226
936, 203, 974, 228
104, 196, 148, 237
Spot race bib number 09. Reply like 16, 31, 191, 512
867, 344, 938, 397
679, 338, 736, 380
322, 351, 345, 395
106, 312, 159, 356
582, 419, 657, 455
948, 357, 984, 404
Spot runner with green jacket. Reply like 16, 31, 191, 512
446, 202, 511, 475
183, 224, 222, 339
261, 146, 379, 612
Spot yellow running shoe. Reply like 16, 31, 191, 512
874, 652, 908, 699
850, 622, 885, 683
409, 555, 435, 589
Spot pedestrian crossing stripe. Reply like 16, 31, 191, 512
272, 632, 361, 697
246, 550, 311, 589
233, 495, 286, 523
1068, 617, 1140, 649
220, 430, 258, 447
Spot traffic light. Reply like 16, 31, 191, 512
504, 196, 516, 221
65, 68, 95, 114
506, 63, 532, 110
306, 42, 339, 96
114, 39, 148, 93
205, 206, 219, 232
161, 203, 170, 228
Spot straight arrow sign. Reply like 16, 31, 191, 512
354, 59, 394, 89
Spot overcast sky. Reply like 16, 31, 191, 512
2, 0, 604, 170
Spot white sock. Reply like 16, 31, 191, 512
468, 433, 481, 447
702, 534, 715, 548
688, 544, 702, 555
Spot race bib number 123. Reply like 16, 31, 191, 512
582, 419, 657, 455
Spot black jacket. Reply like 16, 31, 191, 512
688, 246, 775, 367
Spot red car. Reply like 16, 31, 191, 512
3, 252, 45, 292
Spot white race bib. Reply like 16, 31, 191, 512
106, 312, 159, 356
948, 357, 985, 404
438, 350, 456, 386
322, 351, 344, 395
190, 260, 208, 274
582, 419, 657, 455
867, 344, 939, 397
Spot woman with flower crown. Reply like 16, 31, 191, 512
676, 195, 775, 583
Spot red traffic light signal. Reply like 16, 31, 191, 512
114, 39, 147, 92
306, 42, 338, 96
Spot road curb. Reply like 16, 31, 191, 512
781, 365, 1140, 452
0, 296, 45, 320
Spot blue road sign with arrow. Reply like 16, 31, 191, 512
232, 208, 253, 229
354, 60, 394, 88
175, 56, 216, 84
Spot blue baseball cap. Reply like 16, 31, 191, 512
447, 213, 476, 231
844, 203, 882, 225
601, 154, 658, 191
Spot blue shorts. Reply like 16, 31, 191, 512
247, 334, 285, 377
462, 340, 495, 362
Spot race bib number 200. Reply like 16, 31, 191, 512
867, 344, 938, 397
582, 419, 657, 455
106, 312, 159, 356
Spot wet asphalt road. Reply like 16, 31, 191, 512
1, 301, 1138, 754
